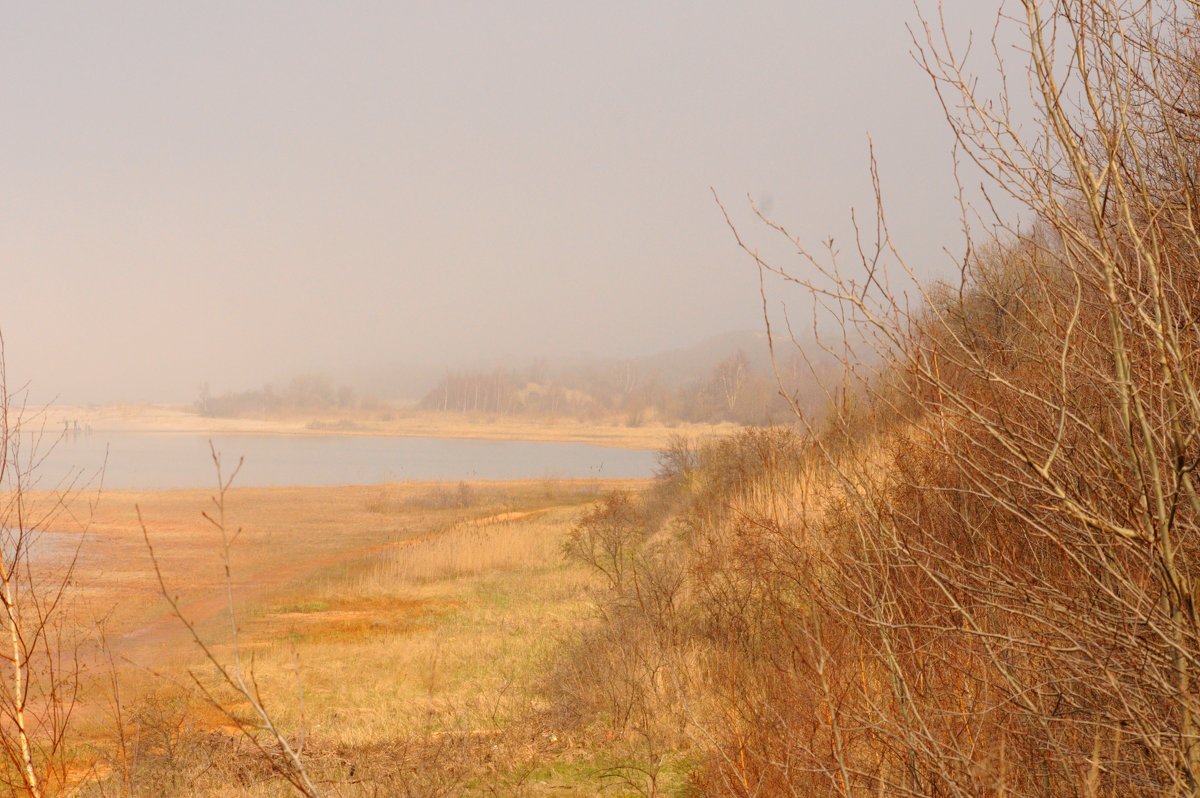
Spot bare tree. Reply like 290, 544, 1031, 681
139, 444, 321, 798
715, 351, 749, 414
0, 333, 96, 797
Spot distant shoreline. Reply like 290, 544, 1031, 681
41, 403, 739, 451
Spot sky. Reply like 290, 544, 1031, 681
0, 2, 1013, 403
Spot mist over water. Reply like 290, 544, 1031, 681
0, 3, 1003, 405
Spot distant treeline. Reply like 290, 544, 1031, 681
196, 348, 833, 425
418, 350, 825, 425
195, 374, 364, 418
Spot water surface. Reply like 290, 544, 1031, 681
25, 431, 657, 490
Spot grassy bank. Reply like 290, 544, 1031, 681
16, 478, 707, 796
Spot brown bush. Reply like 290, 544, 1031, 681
554, 4, 1200, 796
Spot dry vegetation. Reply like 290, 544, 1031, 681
2, 477, 667, 797
536, 2, 1200, 795
6, 0, 1200, 796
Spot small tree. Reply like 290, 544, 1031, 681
0, 335, 94, 796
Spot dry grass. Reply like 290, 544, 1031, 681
16, 477, 700, 796
36, 481, 634, 656
370, 508, 569, 584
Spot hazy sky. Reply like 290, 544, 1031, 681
1, 2, 1008, 403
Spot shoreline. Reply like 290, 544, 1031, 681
42, 403, 739, 451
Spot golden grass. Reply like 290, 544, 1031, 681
28, 477, 657, 795
36, 480, 634, 645
372, 508, 569, 584
236, 504, 595, 742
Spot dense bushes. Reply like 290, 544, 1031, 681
552, 4, 1200, 794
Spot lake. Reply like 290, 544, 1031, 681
21, 431, 659, 490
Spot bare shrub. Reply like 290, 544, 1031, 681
562, 492, 648, 592
687, 2, 1200, 795
548, 430, 817, 792
540, 5, 1200, 796
404, 482, 477, 511
139, 446, 321, 797
0, 337, 98, 798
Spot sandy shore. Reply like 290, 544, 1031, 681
43, 403, 737, 450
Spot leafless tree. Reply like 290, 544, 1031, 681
0, 333, 97, 797
139, 445, 321, 798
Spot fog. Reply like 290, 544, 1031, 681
1, 2, 1008, 404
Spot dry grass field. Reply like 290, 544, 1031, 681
17, 477, 699, 796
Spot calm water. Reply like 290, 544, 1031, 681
24, 431, 658, 490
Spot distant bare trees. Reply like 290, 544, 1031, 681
197, 374, 360, 418
714, 351, 748, 414
418, 353, 800, 425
